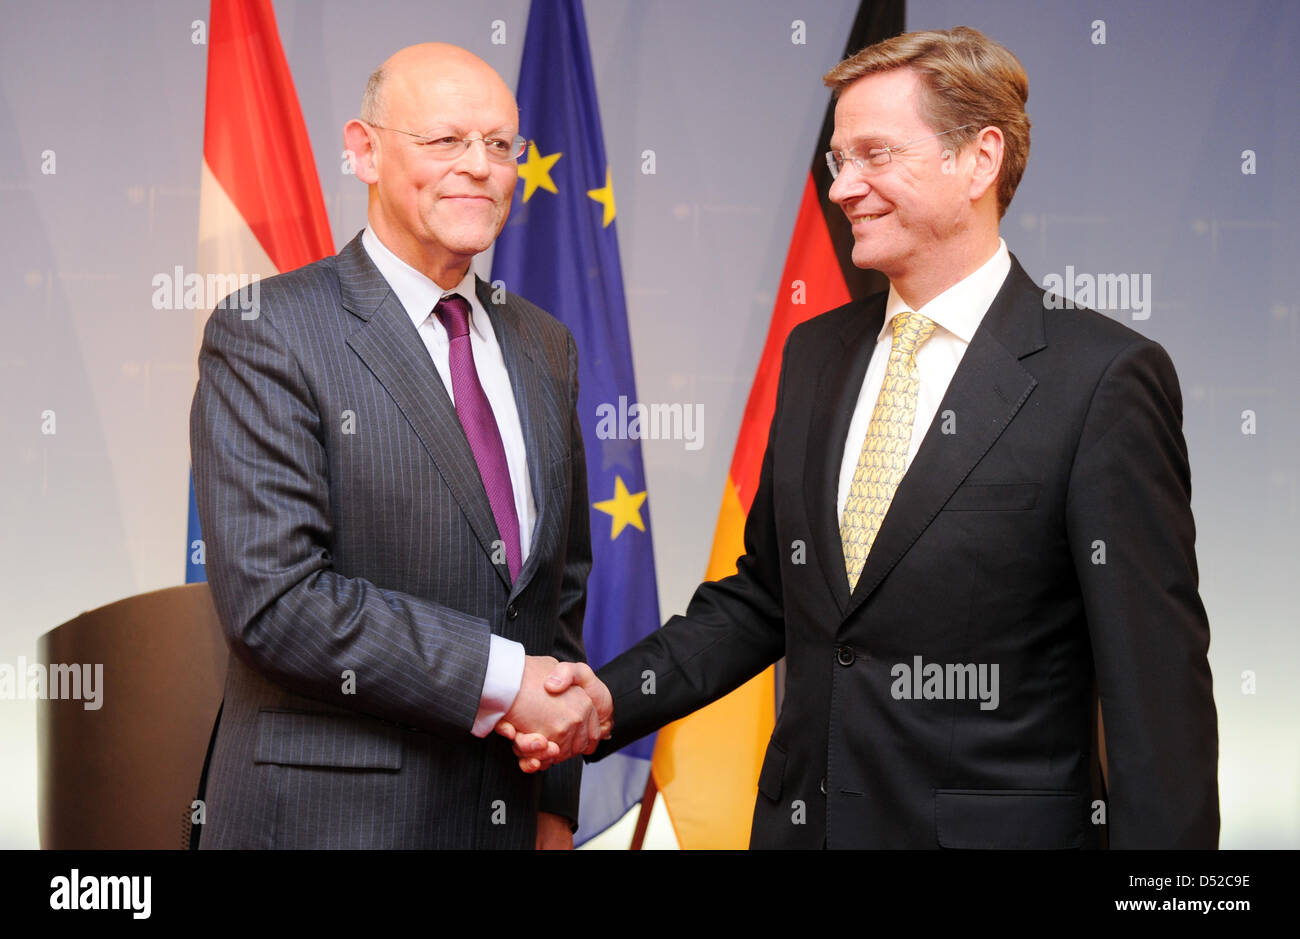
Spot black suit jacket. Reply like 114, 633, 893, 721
191, 232, 591, 848
591, 255, 1219, 848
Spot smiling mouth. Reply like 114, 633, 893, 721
851, 212, 888, 222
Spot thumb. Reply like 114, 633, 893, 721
544, 662, 579, 692
567, 662, 600, 693
548, 661, 599, 692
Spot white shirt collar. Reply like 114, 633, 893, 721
360, 226, 488, 339
881, 238, 1012, 345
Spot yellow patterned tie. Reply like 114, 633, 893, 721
840, 311, 938, 591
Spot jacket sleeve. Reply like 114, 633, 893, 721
190, 301, 492, 738
588, 337, 792, 759
1065, 337, 1220, 847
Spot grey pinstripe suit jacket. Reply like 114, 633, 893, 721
190, 232, 591, 849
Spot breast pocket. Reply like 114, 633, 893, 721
943, 482, 1040, 512
546, 454, 569, 493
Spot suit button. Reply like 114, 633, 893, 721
506, 604, 519, 621
819, 776, 827, 795
835, 646, 855, 666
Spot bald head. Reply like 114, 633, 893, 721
344, 42, 521, 288
360, 43, 515, 128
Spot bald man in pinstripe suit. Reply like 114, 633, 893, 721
191, 43, 610, 849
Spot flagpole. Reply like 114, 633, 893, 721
629, 774, 658, 850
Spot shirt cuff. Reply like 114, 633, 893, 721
471, 635, 526, 737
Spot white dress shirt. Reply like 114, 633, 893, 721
837, 239, 1012, 522
361, 227, 528, 737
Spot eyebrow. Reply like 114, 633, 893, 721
830, 134, 891, 151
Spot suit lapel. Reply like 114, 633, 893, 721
337, 235, 512, 592
841, 256, 1046, 622
476, 277, 558, 599
806, 296, 886, 616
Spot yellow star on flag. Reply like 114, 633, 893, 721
592, 475, 647, 539
587, 166, 616, 227
517, 141, 561, 202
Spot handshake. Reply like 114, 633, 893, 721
494, 656, 613, 773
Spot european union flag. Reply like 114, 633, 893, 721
492, 0, 661, 845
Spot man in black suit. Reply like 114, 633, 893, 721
192, 43, 611, 850
515, 26, 1218, 848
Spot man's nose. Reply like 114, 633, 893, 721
828, 162, 869, 205
454, 138, 492, 177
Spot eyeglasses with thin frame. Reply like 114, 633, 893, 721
364, 122, 527, 163
825, 124, 976, 179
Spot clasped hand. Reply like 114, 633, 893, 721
495, 657, 612, 773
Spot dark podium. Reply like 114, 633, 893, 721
36, 584, 228, 849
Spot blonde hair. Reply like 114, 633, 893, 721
824, 26, 1030, 217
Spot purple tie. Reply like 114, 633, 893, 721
435, 294, 521, 582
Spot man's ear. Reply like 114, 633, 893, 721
967, 125, 1004, 205
343, 119, 380, 184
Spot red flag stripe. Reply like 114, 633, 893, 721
203, 0, 333, 272
729, 172, 852, 512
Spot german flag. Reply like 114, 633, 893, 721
647, 0, 902, 849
